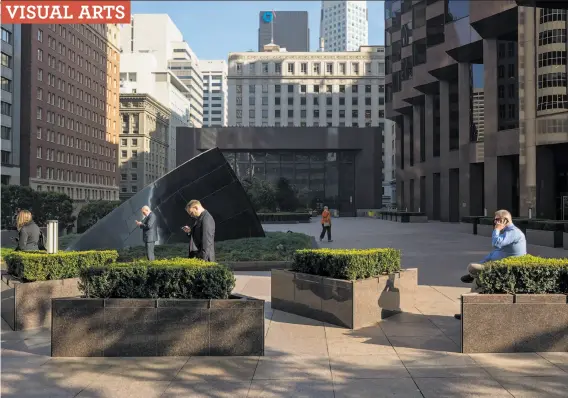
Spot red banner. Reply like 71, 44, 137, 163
1, 1, 131, 24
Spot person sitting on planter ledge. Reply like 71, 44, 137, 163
455, 209, 526, 320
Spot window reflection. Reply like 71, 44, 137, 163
446, 0, 469, 23
222, 150, 355, 211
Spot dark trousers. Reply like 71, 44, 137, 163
145, 242, 155, 261
320, 225, 332, 241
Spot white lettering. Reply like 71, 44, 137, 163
5, 5, 22, 19
62, 6, 73, 19
115, 5, 125, 20
78, 6, 91, 20
50, 6, 62, 20
91, 5, 103, 19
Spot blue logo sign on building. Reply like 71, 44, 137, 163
262, 11, 274, 23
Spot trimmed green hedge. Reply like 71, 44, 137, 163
5, 250, 118, 282
292, 248, 401, 280
478, 255, 568, 294
117, 231, 313, 262
79, 258, 236, 299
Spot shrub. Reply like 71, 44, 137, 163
241, 177, 276, 212
77, 200, 121, 233
524, 220, 568, 231
0, 185, 75, 230
275, 178, 300, 211
478, 255, 568, 294
292, 248, 401, 280
5, 250, 119, 282
116, 231, 313, 262
79, 258, 236, 299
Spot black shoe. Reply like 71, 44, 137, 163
454, 314, 461, 320
460, 274, 474, 284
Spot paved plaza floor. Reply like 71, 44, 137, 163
2, 218, 568, 397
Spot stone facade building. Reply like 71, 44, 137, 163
385, 1, 567, 221
119, 93, 170, 199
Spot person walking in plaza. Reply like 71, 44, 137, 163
182, 200, 216, 261
320, 206, 333, 243
14, 210, 42, 251
454, 209, 526, 320
136, 206, 157, 261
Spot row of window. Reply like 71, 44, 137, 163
233, 121, 375, 128
236, 95, 384, 107
120, 185, 139, 194
35, 165, 115, 187
37, 127, 114, 157
36, 146, 114, 173
537, 94, 568, 111
235, 61, 381, 76
538, 72, 567, 89
238, 109, 375, 119
538, 29, 567, 46
36, 185, 117, 201
238, 83, 385, 95
1, 77, 12, 93
540, 8, 567, 24
538, 51, 567, 68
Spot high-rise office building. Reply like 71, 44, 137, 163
258, 11, 309, 52
1, 24, 21, 186
385, 1, 568, 221
18, 24, 121, 201
228, 44, 388, 129
120, 14, 203, 129
320, 1, 368, 52
201, 60, 228, 127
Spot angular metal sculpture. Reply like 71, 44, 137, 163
67, 148, 264, 251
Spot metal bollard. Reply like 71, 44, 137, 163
47, 220, 59, 254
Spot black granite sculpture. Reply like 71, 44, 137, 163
67, 148, 264, 251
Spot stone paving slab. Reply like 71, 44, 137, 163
2, 219, 568, 397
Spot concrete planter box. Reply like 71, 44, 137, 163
51, 296, 265, 357
564, 232, 568, 250
1, 273, 80, 331
525, 229, 563, 248
271, 268, 418, 329
403, 215, 428, 223
461, 293, 568, 353
477, 224, 494, 237
379, 213, 427, 223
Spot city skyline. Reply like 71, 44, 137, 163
130, 1, 385, 60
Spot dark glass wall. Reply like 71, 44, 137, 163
222, 150, 355, 212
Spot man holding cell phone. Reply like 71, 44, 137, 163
182, 199, 216, 261
454, 209, 526, 320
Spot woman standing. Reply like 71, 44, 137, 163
15, 210, 41, 251
319, 206, 333, 243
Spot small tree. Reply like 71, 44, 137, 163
77, 200, 121, 233
241, 177, 276, 212
275, 178, 300, 211
1, 185, 35, 228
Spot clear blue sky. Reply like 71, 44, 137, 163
131, 1, 385, 60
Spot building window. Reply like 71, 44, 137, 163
37, 49, 43, 61
121, 139, 127, 146
37, 69, 43, 81
275, 109, 281, 118
365, 62, 372, 74
249, 62, 255, 74
287, 63, 295, 74
131, 174, 138, 181
1, 28, 12, 44
1, 126, 11, 139
313, 63, 321, 74
36, 107, 42, 120
314, 85, 320, 93
36, 127, 41, 139
288, 109, 294, 118
131, 162, 137, 169
339, 63, 346, 74
236, 63, 243, 74
352, 63, 360, 75
132, 186, 138, 193
538, 72, 567, 88
1, 77, 12, 93
326, 63, 333, 74
540, 8, 567, 24
538, 51, 567, 68
1, 52, 12, 68
36, 166, 42, 178
249, 109, 255, 119
249, 85, 255, 94
121, 150, 127, 158
37, 147, 42, 158
288, 84, 294, 93
275, 63, 282, 73
301, 63, 308, 74
262, 62, 268, 74
37, 29, 43, 42
249, 96, 255, 105
537, 94, 568, 111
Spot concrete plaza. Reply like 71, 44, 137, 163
2, 218, 568, 397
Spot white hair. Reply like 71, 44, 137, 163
495, 209, 512, 223
142, 206, 151, 212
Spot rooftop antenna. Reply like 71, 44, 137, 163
270, 10, 276, 44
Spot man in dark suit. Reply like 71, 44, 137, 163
182, 200, 216, 261
135, 206, 157, 261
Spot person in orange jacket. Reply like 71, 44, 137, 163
319, 206, 333, 242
